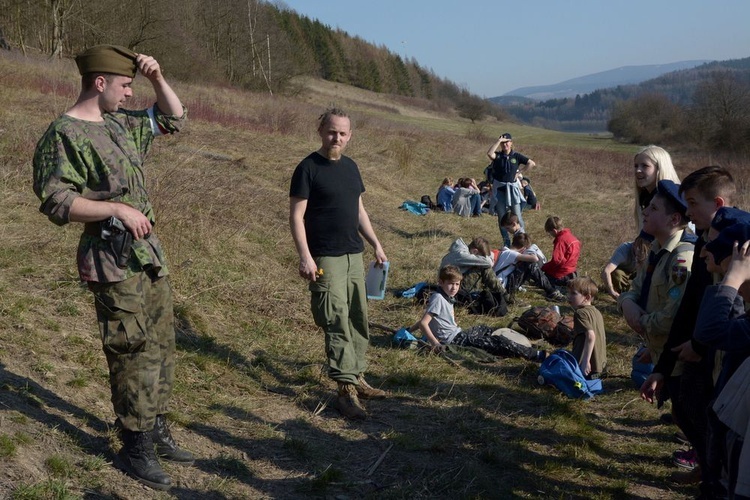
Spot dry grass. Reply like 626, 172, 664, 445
2, 51, 750, 499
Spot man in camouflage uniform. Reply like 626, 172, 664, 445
33, 45, 192, 490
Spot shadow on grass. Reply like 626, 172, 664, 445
172, 341, 677, 498
384, 224, 456, 241
0, 361, 111, 454
172, 311, 685, 498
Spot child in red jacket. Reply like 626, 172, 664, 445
541, 215, 581, 286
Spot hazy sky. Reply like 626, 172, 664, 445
277, 0, 750, 97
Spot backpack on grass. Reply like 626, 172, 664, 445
420, 195, 437, 210
466, 290, 508, 317
538, 349, 603, 399
548, 315, 575, 346
511, 306, 573, 346
512, 306, 560, 340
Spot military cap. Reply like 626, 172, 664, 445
75, 45, 137, 78
656, 180, 687, 215
705, 222, 750, 265
710, 206, 750, 231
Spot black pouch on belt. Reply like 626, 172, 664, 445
100, 216, 133, 269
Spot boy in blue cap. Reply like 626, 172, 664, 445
619, 180, 695, 397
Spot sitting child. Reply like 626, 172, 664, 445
500, 211, 524, 248
440, 237, 506, 297
452, 178, 482, 217
412, 265, 545, 361
541, 215, 581, 286
520, 176, 540, 211
436, 177, 455, 212
495, 233, 565, 302
478, 180, 493, 213
566, 277, 607, 379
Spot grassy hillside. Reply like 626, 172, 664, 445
1, 51, 748, 499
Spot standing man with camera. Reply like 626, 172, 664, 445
33, 45, 192, 490
289, 108, 388, 420
487, 133, 536, 246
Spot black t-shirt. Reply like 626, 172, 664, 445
289, 152, 365, 257
491, 151, 530, 183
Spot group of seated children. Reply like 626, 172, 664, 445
436, 177, 485, 217
413, 213, 602, 372
438, 175, 535, 218
614, 167, 748, 499
497, 212, 579, 301
411, 264, 607, 380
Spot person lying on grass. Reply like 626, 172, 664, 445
409, 265, 545, 361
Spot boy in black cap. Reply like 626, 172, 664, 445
695, 219, 750, 500
698, 218, 750, 387
619, 180, 695, 392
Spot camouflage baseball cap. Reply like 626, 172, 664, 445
75, 45, 137, 78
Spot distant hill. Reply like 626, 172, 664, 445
493, 61, 711, 101
489, 57, 750, 132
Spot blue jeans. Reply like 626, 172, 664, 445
470, 193, 482, 216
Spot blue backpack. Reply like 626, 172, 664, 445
538, 350, 603, 399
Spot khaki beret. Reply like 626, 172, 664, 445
75, 45, 137, 78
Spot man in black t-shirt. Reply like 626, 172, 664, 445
289, 108, 388, 420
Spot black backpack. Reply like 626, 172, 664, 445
466, 290, 508, 317
420, 195, 436, 210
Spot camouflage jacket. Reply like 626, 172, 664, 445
33, 105, 186, 283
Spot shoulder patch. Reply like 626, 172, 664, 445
671, 264, 688, 286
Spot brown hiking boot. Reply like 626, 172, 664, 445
670, 465, 701, 485
336, 383, 367, 420
356, 374, 387, 400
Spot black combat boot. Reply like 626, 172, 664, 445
118, 430, 171, 490
152, 414, 195, 465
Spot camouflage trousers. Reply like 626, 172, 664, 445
309, 253, 369, 385
88, 272, 175, 432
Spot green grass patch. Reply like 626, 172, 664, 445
11, 480, 77, 500
45, 455, 73, 478
0, 434, 17, 458
65, 373, 88, 388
